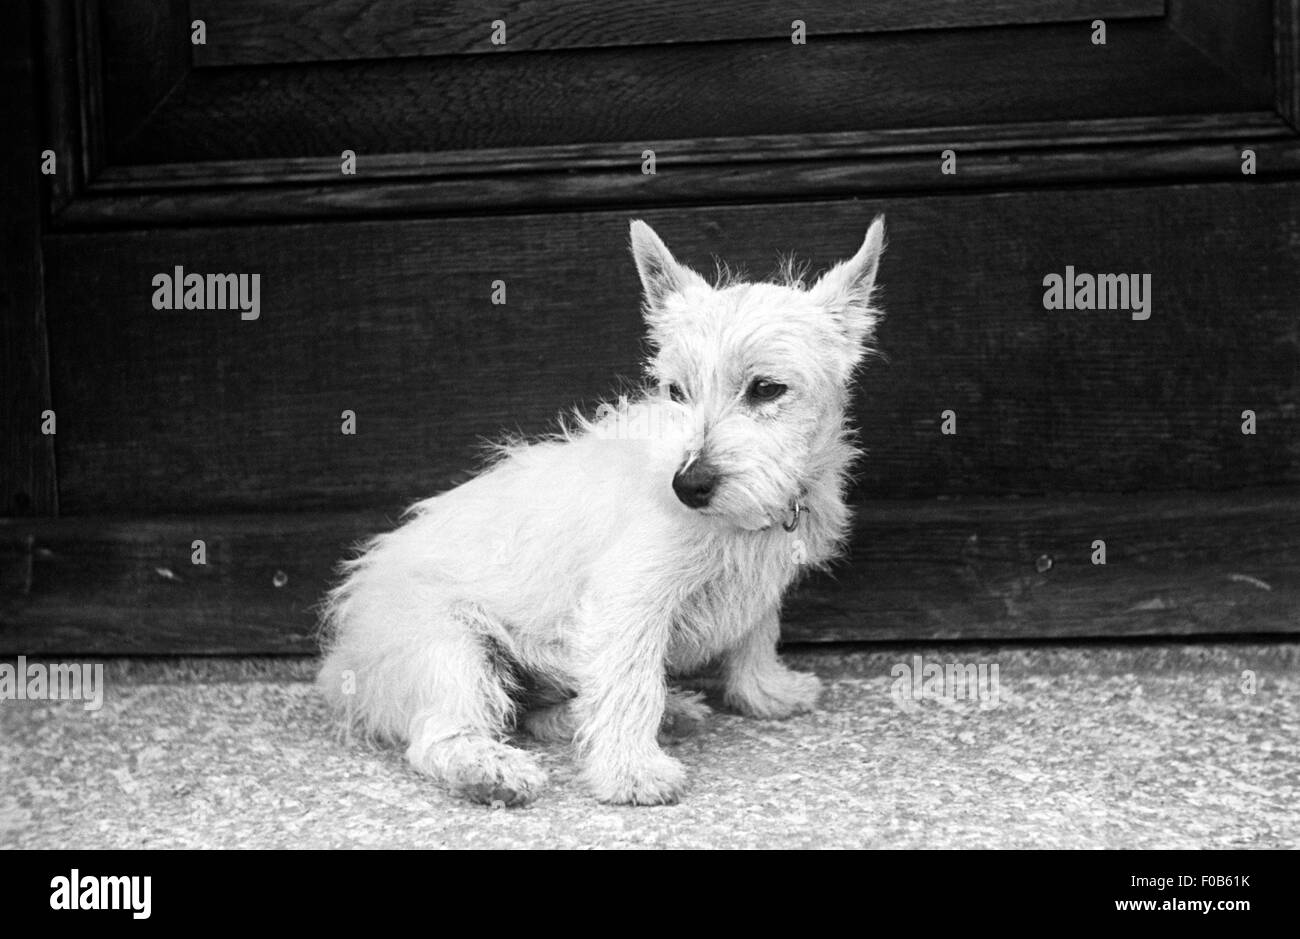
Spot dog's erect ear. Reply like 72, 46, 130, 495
629, 220, 703, 308
809, 215, 886, 349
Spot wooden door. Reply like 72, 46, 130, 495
3, 0, 1298, 652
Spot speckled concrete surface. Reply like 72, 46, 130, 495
2, 644, 1297, 849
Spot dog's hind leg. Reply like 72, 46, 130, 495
658, 689, 711, 741
403, 606, 547, 806
521, 701, 578, 744
409, 727, 547, 807
321, 590, 547, 806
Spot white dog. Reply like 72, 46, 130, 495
318, 217, 886, 805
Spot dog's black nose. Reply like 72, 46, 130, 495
673, 461, 718, 509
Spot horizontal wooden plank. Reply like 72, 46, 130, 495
68, 115, 1300, 227
90, 114, 1295, 189
40, 182, 1300, 514
2, 490, 1296, 654
106, 20, 1266, 165
795, 490, 1300, 641
188, 0, 1166, 66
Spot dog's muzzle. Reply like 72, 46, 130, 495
672, 458, 719, 509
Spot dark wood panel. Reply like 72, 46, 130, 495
1, 0, 57, 517
1168, 0, 1274, 101
0, 512, 348, 654
41, 182, 1300, 514
68, 115, 1300, 227
2, 490, 1296, 654
1281, 0, 1300, 128
106, 21, 1266, 164
188, 0, 1165, 66
102, 0, 190, 154
793, 489, 1300, 642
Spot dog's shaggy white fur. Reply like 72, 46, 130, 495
318, 217, 886, 805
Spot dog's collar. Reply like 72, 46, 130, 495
782, 488, 809, 532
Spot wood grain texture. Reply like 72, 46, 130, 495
40, 0, 87, 213
2, 490, 1296, 654
101, 0, 191, 156
90, 114, 1297, 188
40, 183, 1300, 515
1168, 0, 1274, 101
73, 0, 106, 184
791, 489, 1300, 642
67, 119, 1300, 227
1280, 0, 1300, 129
1, 0, 57, 517
188, 0, 1165, 66
103, 20, 1267, 165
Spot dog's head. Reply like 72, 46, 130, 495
629, 217, 886, 531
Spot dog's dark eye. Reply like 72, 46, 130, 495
667, 382, 687, 403
748, 379, 787, 402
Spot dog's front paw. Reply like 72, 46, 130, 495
726, 667, 823, 719
586, 751, 687, 806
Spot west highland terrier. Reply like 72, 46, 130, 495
318, 216, 887, 806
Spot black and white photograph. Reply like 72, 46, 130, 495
1, 0, 1297, 884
